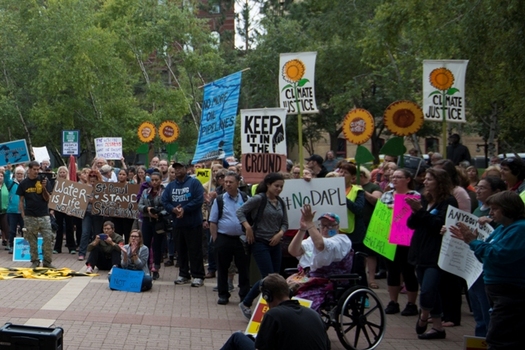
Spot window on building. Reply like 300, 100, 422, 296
425, 137, 439, 153
336, 137, 347, 159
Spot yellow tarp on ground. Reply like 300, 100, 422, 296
0, 267, 98, 280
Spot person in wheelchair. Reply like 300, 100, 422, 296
287, 205, 353, 311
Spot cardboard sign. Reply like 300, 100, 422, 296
278, 52, 318, 114
109, 267, 144, 293
91, 182, 140, 219
464, 336, 487, 350
389, 193, 419, 246
0, 139, 30, 167
364, 201, 397, 261
278, 178, 348, 229
192, 71, 242, 163
13, 237, 43, 262
195, 169, 211, 185
439, 206, 493, 289
241, 153, 288, 184
49, 178, 91, 218
245, 296, 313, 336
95, 137, 123, 160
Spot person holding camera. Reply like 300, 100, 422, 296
138, 171, 167, 280
17, 161, 54, 268
85, 221, 124, 273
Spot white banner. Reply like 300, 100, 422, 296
32, 146, 50, 164
423, 60, 469, 123
95, 137, 122, 160
279, 52, 318, 115
439, 206, 493, 289
280, 178, 348, 229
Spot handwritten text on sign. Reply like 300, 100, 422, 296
279, 178, 347, 229
439, 207, 493, 289
95, 137, 122, 160
364, 201, 397, 261
241, 153, 287, 184
49, 179, 91, 218
389, 193, 419, 246
92, 182, 140, 219
109, 267, 144, 293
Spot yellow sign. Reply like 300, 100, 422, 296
137, 122, 156, 143
464, 336, 487, 350
159, 121, 180, 143
245, 296, 313, 336
342, 108, 374, 145
195, 169, 211, 185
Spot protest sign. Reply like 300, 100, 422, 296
464, 336, 487, 350
0, 139, 30, 167
439, 206, 493, 288
13, 237, 43, 262
278, 178, 347, 229
423, 60, 469, 123
195, 169, 211, 185
32, 146, 50, 164
109, 267, 144, 293
49, 178, 91, 218
279, 52, 318, 114
245, 295, 313, 336
192, 71, 242, 163
91, 182, 140, 219
240, 108, 288, 184
389, 193, 419, 246
95, 137, 123, 160
364, 201, 397, 261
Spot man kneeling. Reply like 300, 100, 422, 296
85, 221, 124, 273
220, 273, 330, 350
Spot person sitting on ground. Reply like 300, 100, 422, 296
85, 221, 124, 273
288, 205, 353, 311
220, 273, 330, 350
110, 229, 152, 292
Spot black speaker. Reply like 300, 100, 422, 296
0, 323, 63, 349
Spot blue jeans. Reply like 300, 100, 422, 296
220, 332, 255, 350
469, 275, 491, 337
79, 212, 104, 256
7, 213, 24, 247
416, 265, 443, 318
242, 241, 282, 307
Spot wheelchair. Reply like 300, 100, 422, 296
285, 253, 386, 350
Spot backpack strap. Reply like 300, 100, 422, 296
216, 194, 224, 221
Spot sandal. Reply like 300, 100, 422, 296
368, 281, 379, 289
416, 312, 429, 335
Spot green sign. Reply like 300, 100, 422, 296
364, 201, 397, 261
62, 130, 80, 156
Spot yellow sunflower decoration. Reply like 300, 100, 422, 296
282, 59, 306, 83
429, 67, 454, 91
159, 121, 180, 143
342, 108, 375, 145
138, 122, 156, 143
384, 100, 424, 136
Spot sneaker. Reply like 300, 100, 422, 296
52, 250, 58, 254
86, 265, 94, 274
191, 278, 204, 287
42, 262, 56, 268
174, 276, 190, 285
213, 286, 218, 292
70, 250, 77, 255
228, 281, 235, 292
385, 301, 400, 314
401, 302, 419, 316
30, 261, 40, 268
78, 255, 85, 261
238, 302, 252, 321
152, 271, 160, 280
164, 259, 174, 267
8, 247, 13, 254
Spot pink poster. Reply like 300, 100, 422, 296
389, 193, 420, 246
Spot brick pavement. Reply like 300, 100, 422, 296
0, 249, 476, 349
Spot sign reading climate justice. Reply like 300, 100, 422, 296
423, 60, 469, 123
192, 71, 242, 163
241, 108, 288, 184
91, 182, 140, 219
49, 179, 91, 218
278, 178, 348, 229
278, 52, 318, 114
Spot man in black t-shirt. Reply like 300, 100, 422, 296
17, 161, 54, 268
220, 274, 330, 350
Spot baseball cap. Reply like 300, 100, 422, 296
305, 154, 323, 165
172, 161, 186, 168
317, 212, 340, 224
100, 164, 112, 175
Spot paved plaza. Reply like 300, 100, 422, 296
0, 250, 476, 349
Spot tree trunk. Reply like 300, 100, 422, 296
487, 103, 498, 156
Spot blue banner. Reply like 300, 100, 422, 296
13, 237, 43, 262
192, 71, 242, 163
0, 139, 30, 166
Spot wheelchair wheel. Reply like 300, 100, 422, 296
334, 286, 386, 350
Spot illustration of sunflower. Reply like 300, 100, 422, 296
282, 59, 306, 83
384, 100, 424, 136
137, 121, 156, 143
429, 67, 454, 90
342, 108, 375, 145
159, 121, 180, 143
